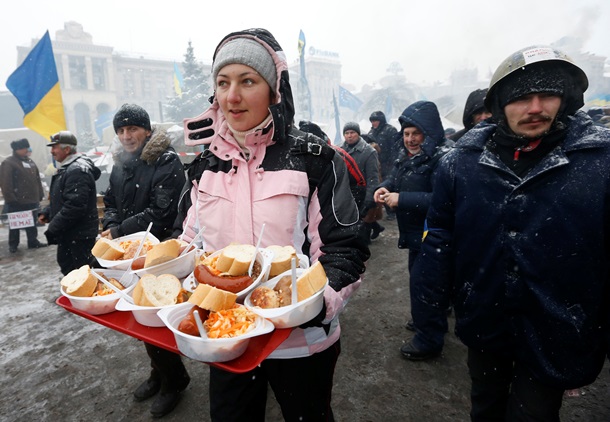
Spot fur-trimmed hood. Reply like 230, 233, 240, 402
113, 127, 172, 165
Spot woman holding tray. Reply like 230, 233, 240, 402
175, 28, 370, 421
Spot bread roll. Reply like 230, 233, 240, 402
61, 265, 97, 297
188, 283, 237, 312
296, 261, 327, 302
91, 238, 125, 260
144, 239, 182, 268
215, 244, 256, 276
267, 245, 298, 277
250, 286, 281, 309
132, 274, 182, 307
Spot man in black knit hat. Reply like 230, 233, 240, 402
408, 46, 610, 420
101, 103, 189, 418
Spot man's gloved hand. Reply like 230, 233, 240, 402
44, 230, 59, 245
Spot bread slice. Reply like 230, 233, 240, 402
61, 265, 97, 297
91, 238, 125, 260
132, 274, 182, 307
215, 244, 256, 276
188, 283, 237, 311
267, 245, 298, 277
144, 239, 182, 268
296, 261, 327, 302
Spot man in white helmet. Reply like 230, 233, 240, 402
408, 46, 610, 420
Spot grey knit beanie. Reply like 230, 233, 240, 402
212, 38, 277, 89
343, 121, 361, 135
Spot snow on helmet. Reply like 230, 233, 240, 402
485, 45, 588, 111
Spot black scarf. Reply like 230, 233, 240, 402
486, 122, 567, 178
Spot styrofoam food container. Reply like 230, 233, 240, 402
157, 303, 274, 362
130, 246, 199, 280
244, 268, 327, 329
95, 232, 160, 270
60, 268, 138, 316
114, 285, 184, 327
182, 248, 272, 302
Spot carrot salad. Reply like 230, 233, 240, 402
204, 306, 257, 338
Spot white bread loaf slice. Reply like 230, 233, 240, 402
215, 244, 256, 276
188, 283, 237, 311
132, 274, 182, 307
91, 238, 125, 260
61, 265, 97, 297
144, 239, 182, 268
267, 245, 298, 277
296, 261, 327, 302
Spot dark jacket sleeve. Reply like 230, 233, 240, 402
102, 172, 121, 231
46, 167, 96, 239
112, 154, 186, 238
0, 160, 17, 203
362, 148, 380, 210
410, 158, 454, 336
315, 153, 370, 292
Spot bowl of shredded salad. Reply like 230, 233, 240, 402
157, 302, 274, 362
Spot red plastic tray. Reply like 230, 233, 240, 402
56, 296, 292, 373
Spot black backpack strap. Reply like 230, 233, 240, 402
289, 134, 336, 196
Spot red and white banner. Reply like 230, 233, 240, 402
8, 211, 35, 229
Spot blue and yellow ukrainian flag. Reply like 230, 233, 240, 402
173, 62, 184, 96
6, 31, 66, 139
298, 30, 306, 58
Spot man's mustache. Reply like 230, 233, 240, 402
519, 115, 553, 125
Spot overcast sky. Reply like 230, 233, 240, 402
1, 0, 609, 92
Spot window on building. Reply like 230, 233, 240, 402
92, 58, 106, 90
55, 54, 64, 87
142, 76, 152, 98
123, 70, 135, 96
69, 56, 87, 90
74, 103, 92, 134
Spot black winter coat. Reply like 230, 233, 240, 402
380, 101, 451, 250
368, 121, 399, 178
43, 155, 101, 243
412, 112, 610, 389
103, 128, 185, 241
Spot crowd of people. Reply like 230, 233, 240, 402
2, 29, 610, 421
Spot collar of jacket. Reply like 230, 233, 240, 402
458, 111, 610, 154
342, 138, 367, 152
210, 119, 275, 165
58, 153, 80, 168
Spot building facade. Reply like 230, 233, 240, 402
13, 21, 211, 144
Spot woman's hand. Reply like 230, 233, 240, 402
100, 229, 113, 239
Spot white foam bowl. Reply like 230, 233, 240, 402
95, 232, 160, 270
157, 303, 274, 362
244, 269, 327, 329
114, 284, 185, 327
183, 248, 272, 302
130, 247, 199, 280
60, 269, 138, 315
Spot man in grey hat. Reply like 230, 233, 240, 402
0, 138, 46, 253
38, 131, 100, 274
